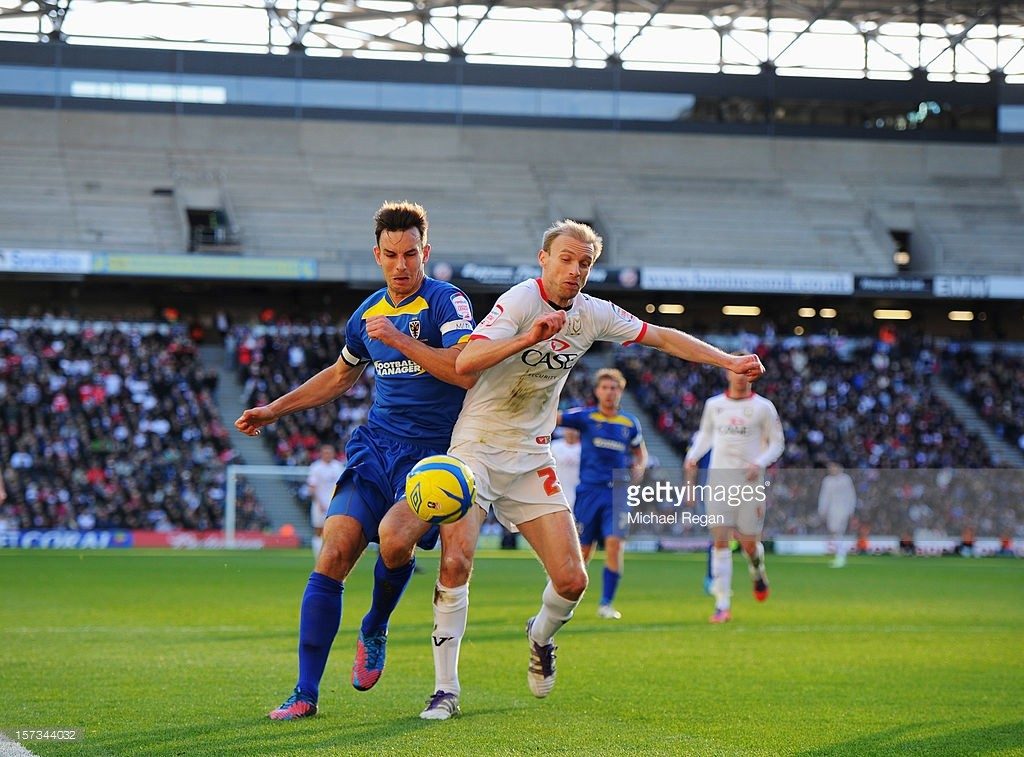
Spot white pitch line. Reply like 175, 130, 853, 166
5, 625, 260, 635
0, 734, 38, 757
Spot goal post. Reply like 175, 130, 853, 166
225, 464, 312, 549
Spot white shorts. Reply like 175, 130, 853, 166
826, 515, 850, 535
448, 441, 571, 532
311, 502, 328, 530
704, 470, 767, 536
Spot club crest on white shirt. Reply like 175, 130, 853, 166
480, 304, 504, 329
613, 304, 635, 322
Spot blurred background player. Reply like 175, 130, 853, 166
306, 444, 345, 561
419, 219, 764, 719
818, 462, 857, 567
559, 368, 647, 619
235, 201, 476, 719
684, 354, 784, 624
549, 428, 581, 509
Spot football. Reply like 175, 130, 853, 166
405, 454, 477, 525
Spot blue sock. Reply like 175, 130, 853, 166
706, 543, 713, 582
296, 572, 343, 702
360, 555, 416, 636
601, 566, 621, 606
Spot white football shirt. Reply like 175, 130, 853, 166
451, 278, 646, 453
684, 393, 784, 471
549, 436, 582, 507
818, 472, 857, 531
307, 459, 345, 510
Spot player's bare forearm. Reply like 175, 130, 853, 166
684, 428, 713, 471
268, 358, 364, 418
456, 311, 565, 375
641, 325, 764, 379
631, 443, 648, 483
235, 357, 363, 436
640, 324, 734, 368
389, 334, 476, 389
635, 442, 649, 472
364, 315, 475, 388
455, 333, 536, 375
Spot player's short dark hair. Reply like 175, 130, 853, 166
374, 201, 428, 246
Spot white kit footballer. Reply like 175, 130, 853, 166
452, 278, 646, 453
448, 278, 647, 530
684, 393, 784, 482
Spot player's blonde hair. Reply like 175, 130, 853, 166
594, 367, 626, 389
374, 200, 428, 246
541, 219, 603, 260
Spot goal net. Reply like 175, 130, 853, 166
225, 464, 312, 548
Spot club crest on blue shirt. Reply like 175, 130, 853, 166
409, 318, 421, 340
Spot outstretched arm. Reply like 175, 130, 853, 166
683, 405, 715, 480
754, 408, 785, 468
639, 324, 764, 379
818, 479, 830, 518
631, 440, 649, 483
365, 315, 475, 390
456, 311, 567, 376
234, 356, 366, 436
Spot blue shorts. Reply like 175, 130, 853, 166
327, 426, 442, 549
574, 484, 617, 546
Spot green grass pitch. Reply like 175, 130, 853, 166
2, 550, 1022, 756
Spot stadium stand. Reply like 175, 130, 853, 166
614, 337, 1020, 537
537, 168, 890, 271
617, 337, 994, 470
0, 319, 268, 532
2, 313, 1018, 540
943, 346, 1024, 452
227, 319, 1019, 539
2, 108, 1023, 275
232, 321, 375, 467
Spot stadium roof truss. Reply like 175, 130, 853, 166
0, 0, 1023, 81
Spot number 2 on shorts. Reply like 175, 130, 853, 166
536, 466, 562, 496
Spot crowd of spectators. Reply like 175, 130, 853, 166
615, 335, 1023, 537
942, 345, 1024, 453
618, 336, 993, 470
4, 311, 1020, 541
231, 318, 375, 467
0, 319, 267, 532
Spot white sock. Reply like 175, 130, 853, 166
312, 535, 323, 561
530, 580, 580, 645
432, 582, 469, 695
745, 541, 766, 579
835, 536, 848, 565
712, 547, 733, 611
